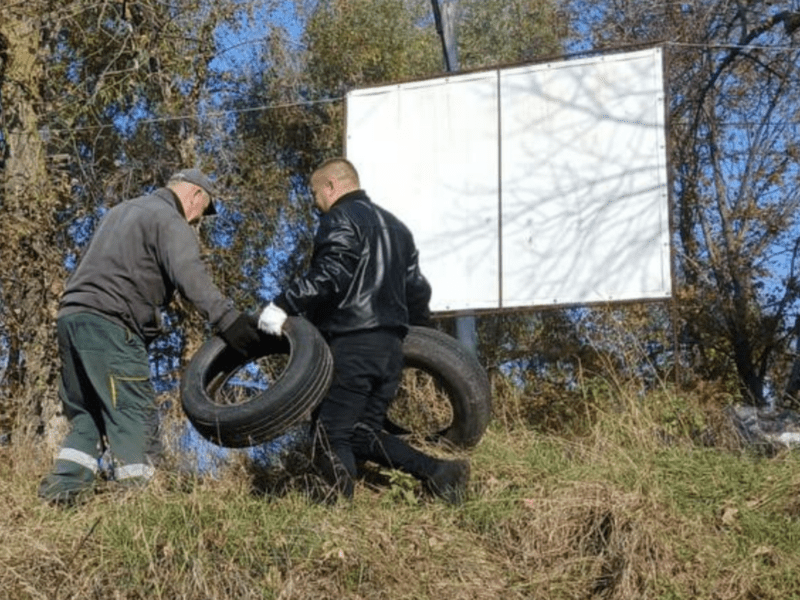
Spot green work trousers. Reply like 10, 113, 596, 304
39, 312, 160, 503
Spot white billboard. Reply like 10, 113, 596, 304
345, 46, 671, 313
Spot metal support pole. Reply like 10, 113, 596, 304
431, 0, 459, 72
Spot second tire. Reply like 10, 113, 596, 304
386, 326, 492, 449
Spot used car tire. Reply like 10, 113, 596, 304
385, 326, 492, 449
180, 316, 334, 448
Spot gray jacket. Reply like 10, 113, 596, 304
59, 188, 238, 344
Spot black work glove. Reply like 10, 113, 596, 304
409, 309, 433, 328
409, 315, 434, 328
220, 312, 262, 358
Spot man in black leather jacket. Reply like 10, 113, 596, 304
39, 168, 262, 506
258, 158, 469, 504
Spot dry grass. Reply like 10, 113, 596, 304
4, 379, 800, 600
388, 367, 455, 436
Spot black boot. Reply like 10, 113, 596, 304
313, 448, 355, 501
38, 460, 96, 507
425, 458, 470, 505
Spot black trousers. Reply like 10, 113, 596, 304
313, 328, 439, 497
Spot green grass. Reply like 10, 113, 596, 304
5, 385, 800, 599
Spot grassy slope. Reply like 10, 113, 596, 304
3, 389, 800, 600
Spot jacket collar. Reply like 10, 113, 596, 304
333, 189, 368, 208
154, 187, 186, 219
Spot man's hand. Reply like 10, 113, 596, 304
258, 302, 288, 336
220, 312, 262, 358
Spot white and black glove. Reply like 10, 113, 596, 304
258, 302, 288, 336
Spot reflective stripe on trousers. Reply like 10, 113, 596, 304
115, 463, 155, 481
57, 448, 99, 474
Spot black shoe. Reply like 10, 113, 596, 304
425, 459, 470, 505
313, 449, 355, 500
38, 468, 95, 508
38, 478, 90, 508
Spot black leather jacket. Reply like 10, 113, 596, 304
275, 190, 431, 337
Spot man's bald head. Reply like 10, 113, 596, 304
309, 157, 361, 213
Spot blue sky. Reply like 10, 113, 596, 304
211, 1, 303, 75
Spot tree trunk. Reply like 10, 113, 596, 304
0, 3, 67, 447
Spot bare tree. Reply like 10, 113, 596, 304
570, 0, 800, 405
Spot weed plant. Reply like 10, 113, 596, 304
3, 374, 800, 599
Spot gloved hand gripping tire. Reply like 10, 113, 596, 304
258, 302, 288, 337
220, 312, 262, 358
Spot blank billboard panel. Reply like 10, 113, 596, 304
346, 72, 500, 311
500, 50, 671, 306
346, 47, 670, 313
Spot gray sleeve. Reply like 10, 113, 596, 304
159, 217, 239, 333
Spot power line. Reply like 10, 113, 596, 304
18, 96, 344, 137
666, 41, 800, 52
1, 33, 798, 138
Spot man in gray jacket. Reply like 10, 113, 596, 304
39, 168, 261, 506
